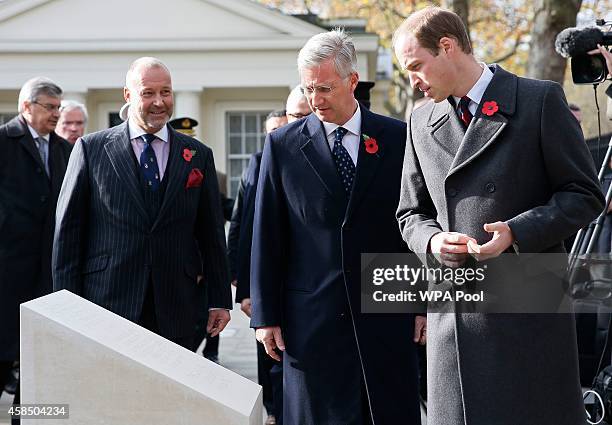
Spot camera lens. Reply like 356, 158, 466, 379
572, 54, 607, 84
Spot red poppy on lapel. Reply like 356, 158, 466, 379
362, 133, 379, 155
482, 101, 499, 116
183, 148, 194, 162
186, 168, 204, 188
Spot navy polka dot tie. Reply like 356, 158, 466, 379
332, 127, 355, 196
139, 133, 160, 192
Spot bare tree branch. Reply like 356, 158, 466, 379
491, 32, 527, 63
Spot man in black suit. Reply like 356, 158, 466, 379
251, 30, 423, 425
53, 57, 232, 349
0, 77, 71, 423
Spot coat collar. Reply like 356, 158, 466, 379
426, 64, 517, 178
345, 105, 385, 222
299, 102, 385, 219
103, 122, 192, 228
104, 121, 149, 222
9, 115, 51, 181
151, 127, 192, 231
300, 111, 349, 211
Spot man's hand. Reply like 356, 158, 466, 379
467, 221, 514, 261
429, 232, 477, 267
240, 298, 252, 317
589, 44, 612, 78
206, 309, 230, 337
414, 315, 426, 345
255, 326, 285, 361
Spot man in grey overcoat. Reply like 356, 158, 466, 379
393, 7, 605, 425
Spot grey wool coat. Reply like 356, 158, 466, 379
397, 65, 604, 425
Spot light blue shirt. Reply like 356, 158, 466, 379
128, 118, 170, 181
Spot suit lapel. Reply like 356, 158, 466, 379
447, 65, 516, 177
48, 133, 66, 194
152, 127, 190, 231
12, 117, 49, 181
429, 101, 463, 176
345, 106, 384, 221
299, 114, 349, 208
104, 122, 149, 222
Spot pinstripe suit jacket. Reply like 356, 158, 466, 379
52, 121, 231, 338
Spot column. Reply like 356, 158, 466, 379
174, 90, 201, 140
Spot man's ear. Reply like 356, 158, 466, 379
350, 72, 359, 92
439, 37, 455, 55
123, 86, 131, 103
22, 101, 32, 116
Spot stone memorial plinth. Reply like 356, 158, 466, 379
20, 290, 262, 424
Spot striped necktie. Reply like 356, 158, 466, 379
458, 96, 473, 127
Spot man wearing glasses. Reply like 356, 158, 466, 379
285, 85, 311, 123
251, 30, 423, 425
0, 77, 71, 423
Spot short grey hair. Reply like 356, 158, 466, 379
18, 77, 62, 113
125, 56, 170, 91
297, 29, 357, 78
60, 100, 88, 124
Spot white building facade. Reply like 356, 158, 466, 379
0, 0, 380, 196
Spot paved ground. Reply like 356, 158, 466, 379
0, 289, 260, 424
0, 289, 426, 424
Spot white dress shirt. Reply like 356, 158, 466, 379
322, 102, 362, 166
452, 63, 494, 116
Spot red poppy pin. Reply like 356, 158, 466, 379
183, 148, 197, 162
481, 100, 499, 116
362, 133, 379, 155
186, 168, 204, 189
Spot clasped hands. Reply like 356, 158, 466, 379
429, 221, 515, 267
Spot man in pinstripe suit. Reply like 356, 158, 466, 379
53, 57, 232, 348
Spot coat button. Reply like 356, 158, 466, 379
36, 167, 42, 174
40, 195, 48, 203
485, 183, 496, 193
447, 187, 458, 197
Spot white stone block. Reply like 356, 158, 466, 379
20, 290, 262, 425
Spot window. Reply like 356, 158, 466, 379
0, 113, 17, 125
226, 111, 270, 198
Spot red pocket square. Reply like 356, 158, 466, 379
186, 168, 204, 188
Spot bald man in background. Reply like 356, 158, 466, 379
285, 85, 311, 123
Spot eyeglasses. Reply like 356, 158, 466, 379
33, 101, 61, 112
287, 112, 310, 120
300, 78, 348, 97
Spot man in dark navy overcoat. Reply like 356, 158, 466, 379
251, 29, 423, 425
